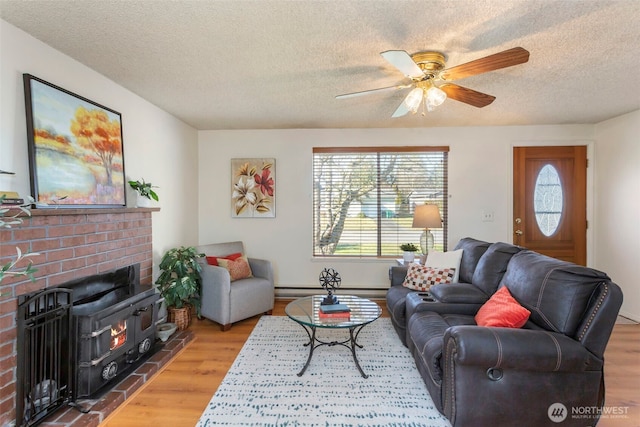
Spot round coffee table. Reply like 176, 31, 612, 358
285, 295, 381, 378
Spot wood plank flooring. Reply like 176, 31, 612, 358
101, 300, 639, 427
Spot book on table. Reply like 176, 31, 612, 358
319, 303, 350, 314
318, 310, 350, 319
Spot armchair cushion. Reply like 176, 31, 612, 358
217, 255, 253, 281
474, 286, 530, 328
206, 252, 243, 266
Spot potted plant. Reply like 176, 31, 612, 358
128, 179, 159, 207
400, 243, 419, 263
155, 246, 204, 330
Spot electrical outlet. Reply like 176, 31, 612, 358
481, 211, 495, 222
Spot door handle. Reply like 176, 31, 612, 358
515, 230, 523, 236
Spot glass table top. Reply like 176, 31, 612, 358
285, 295, 381, 329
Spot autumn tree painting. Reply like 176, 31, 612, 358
70, 107, 122, 186
24, 74, 126, 206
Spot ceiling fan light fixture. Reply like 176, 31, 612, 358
426, 85, 447, 107
404, 87, 424, 113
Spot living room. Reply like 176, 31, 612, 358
0, 1, 639, 426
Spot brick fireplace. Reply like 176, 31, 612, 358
0, 207, 184, 426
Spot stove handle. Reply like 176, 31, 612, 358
79, 350, 112, 367
133, 307, 149, 316
81, 324, 111, 339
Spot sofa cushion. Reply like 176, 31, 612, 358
453, 238, 491, 283
501, 250, 610, 336
402, 264, 456, 291
475, 286, 531, 328
471, 242, 522, 296
424, 249, 463, 283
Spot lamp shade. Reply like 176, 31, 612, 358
412, 204, 442, 229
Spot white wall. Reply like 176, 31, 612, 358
594, 110, 640, 321
0, 20, 200, 277
198, 125, 595, 295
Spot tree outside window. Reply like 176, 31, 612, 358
313, 147, 448, 257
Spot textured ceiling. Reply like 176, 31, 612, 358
1, 0, 639, 130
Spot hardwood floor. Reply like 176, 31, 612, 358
101, 300, 639, 427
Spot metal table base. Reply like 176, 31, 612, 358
295, 322, 369, 378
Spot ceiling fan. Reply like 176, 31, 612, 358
336, 47, 530, 117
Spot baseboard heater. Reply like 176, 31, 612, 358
275, 287, 387, 299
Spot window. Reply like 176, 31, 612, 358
313, 146, 448, 257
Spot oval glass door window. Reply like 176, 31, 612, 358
534, 164, 563, 236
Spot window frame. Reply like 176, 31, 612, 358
312, 146, 449, 258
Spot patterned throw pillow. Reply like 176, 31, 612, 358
475, 286, 531, 328
217, 256, 253, 281
401, 263, 456, 291
205, 252, 253, 281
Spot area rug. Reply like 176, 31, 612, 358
197, 316, 451, 426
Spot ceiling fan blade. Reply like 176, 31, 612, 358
440, 83, 496, 108
391, 89, 420, 118
380, 50, 425, 79
335, 84, 412, 100
440, 47, 530, 81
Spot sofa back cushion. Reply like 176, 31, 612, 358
472, 242, 522, 296
453, 238, 491, 284
501, 250, 610, 337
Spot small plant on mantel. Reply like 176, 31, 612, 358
128, 179, 159, 201
155, 246, 204, 330
0, 195, 39, 286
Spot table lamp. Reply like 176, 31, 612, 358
412, 204, 442, 255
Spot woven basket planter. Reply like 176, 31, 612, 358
168, 306, 192, 331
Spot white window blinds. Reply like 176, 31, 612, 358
313, 146, 449, 257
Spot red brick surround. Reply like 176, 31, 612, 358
0, 207, 159, 426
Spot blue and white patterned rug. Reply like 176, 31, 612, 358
197, 316, 451, 426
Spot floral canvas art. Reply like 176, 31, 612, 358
231, 158, 275, 218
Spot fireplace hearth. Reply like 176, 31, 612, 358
16, 264, 162, 427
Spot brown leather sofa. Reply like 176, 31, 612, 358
387, 238, 623, 427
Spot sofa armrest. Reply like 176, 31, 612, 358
248, 257, 273, 283
389, 266, 408, 286
430, 283, 489, 304
444, 325, 603, 373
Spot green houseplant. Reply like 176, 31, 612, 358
400, 243, 419, 263
155, 246, 204, 330
128, 179, 158, 207
400, 243, 419, 252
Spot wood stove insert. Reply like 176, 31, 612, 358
16, 264, 161, 427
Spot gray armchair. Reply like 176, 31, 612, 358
196, 241, 274, 331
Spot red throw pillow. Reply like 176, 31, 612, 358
475, 286, 531, 328
205, 252, 243, 266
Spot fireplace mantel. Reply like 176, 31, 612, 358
22, 206, 159, 216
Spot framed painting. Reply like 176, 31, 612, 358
231, 158, 275, 218
23, 74, 126, 208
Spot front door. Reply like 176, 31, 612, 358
513, 146, 587, 265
